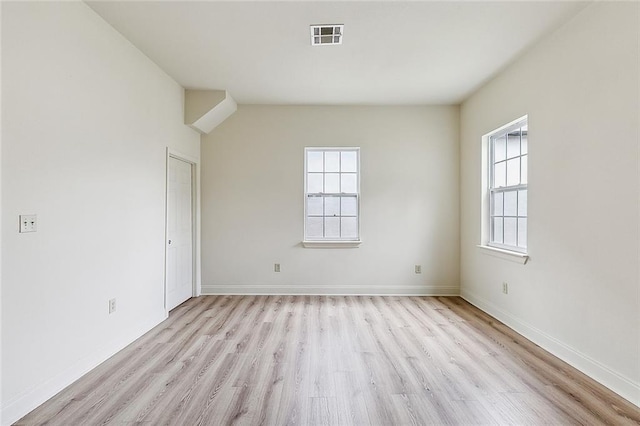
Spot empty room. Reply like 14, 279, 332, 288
1, 0, 639, 425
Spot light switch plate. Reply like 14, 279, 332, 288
19, 215, 37, 233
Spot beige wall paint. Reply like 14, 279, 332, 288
1, 2, 200, 423
460, 2, 639, 405
201, 105, 459, 295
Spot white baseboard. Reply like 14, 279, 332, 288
201, 284, 460, 296
460, 289, 640, 408
0, 312, 168, 426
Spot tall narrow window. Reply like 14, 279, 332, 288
489, 118, 528, 253
304, 148, 360, 242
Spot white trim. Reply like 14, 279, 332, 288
304, 147, 361, 242
201, 284, 459, 296
484, 115, 529, 138
167, 148, 198, 165
0, 312, 167, 426
303, 240, 362, 248
461, 289, 640, 407
165, 148, 200, 314
477, 244, 529, 264
482, 115, 529, 251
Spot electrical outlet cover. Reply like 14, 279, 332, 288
19, 215, 37, 233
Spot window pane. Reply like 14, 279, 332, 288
492, 218, 503, 243
494, 162, 506, 188
341, 173, 357, 193
518, 218, 527, 248
307, 151, 323, 172
325, 196, 340, 216
341, 151, 357, 172
494, 136, 506, 162
518, 190, 527, 217
504, 191, 517, 216
325, 217, 340, 238
307, 217, 323, 238
492, 192, 503, 216
305, 148, 360, 241
325, 173, 340, 193
507, 132, 520, 159
506, 158, 520, 186
307, 173, 323, 193
325, 151, 340, 172
487, 120, 526, 250
307, 196, 323, 216
341, 196, 357, 216
341, 217, 357, 239
504, 218, 517, 246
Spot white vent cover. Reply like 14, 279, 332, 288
310, 25, 343, 46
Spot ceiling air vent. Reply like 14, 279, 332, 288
310, 25, 343, 46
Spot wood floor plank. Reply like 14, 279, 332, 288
438, 297, 640, 425
16, 295, 640, 425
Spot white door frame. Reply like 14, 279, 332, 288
164, 148, 200, 314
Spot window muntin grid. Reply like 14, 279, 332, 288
489, 119, 528, 253
305, 148, 359, 241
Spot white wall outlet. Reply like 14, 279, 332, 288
415, 265, 422, 274
109, 298, 116, 314
274, 263, 281, 272
19, 215, 37, 233
502, 282, 509, 294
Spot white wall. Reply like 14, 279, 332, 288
0, 3, 200, 424
201, 105, 459, 295
460, 2, 639, 405
0, 2, 4, 416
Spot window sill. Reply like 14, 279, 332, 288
477, 245, 529, 264
303, 240, 362, 249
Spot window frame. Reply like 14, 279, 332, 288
303, 147, 361, 247
487, 117, 528, 254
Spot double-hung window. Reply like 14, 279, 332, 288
304, 148, 360, 244
489, 118, 528, 253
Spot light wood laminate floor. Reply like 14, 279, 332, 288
17, 296, 640, 425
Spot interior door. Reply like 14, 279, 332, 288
166, 156, 193, 311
